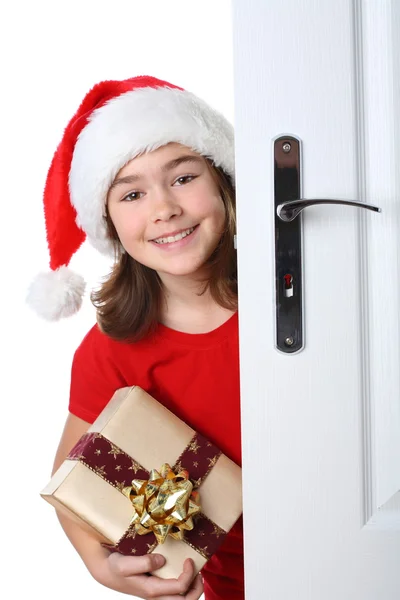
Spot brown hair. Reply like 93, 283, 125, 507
91, 160, 237, 342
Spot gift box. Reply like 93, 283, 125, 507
41, 386, 242, 580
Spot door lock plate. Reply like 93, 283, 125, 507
274, 136, 303, 353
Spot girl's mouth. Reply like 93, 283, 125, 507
150, 225, 199, 249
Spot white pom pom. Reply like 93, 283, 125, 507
26, 266, 86, 321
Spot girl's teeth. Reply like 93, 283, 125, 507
155, 227, 194, 244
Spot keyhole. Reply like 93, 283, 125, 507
284, 274, 293, 297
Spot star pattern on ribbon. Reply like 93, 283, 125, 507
115, 480, 127, 491
128, 460, 142, 474
94, 465, 107, 478
108, 442, 125, 459
188, 439, 200, 454
212, 524, 224, 538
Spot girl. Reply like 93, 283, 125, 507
27, 76, 243, 600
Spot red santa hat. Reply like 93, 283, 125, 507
26, 75, 235, 320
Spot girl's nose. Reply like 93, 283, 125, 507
151, 188, 183, 222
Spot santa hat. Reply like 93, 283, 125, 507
26, 75, 235, 321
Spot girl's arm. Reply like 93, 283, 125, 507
51, 413, 203, 599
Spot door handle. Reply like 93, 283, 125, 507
274, 135, 381, 354
277, 198, 382, 222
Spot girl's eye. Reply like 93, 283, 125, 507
174, 175, 196, 186
122, 191, 143, 202
120, 175, 196, 201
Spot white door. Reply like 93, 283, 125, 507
232, 1, 400, 598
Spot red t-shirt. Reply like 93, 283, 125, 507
69, 311, 244, 600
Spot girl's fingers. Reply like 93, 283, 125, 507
108, 552, 199, 598
108, 551, 166, 577
186, 573, 204, 599
152, 573, 204, 600
141, 558, 195, 598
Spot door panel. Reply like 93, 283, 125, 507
232, 0, 400, 597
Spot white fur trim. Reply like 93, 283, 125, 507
69, 86, 235, 256
26, 266, 86, 320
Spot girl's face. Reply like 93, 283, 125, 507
107, 143, 226, 281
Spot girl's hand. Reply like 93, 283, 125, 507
92, 550, 204, 599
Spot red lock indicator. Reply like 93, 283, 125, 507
284, 274, 293, 297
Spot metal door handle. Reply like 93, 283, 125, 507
274, 135, 381, 354
277, 198, 382, 222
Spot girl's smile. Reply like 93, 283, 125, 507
150, 224, 199, 249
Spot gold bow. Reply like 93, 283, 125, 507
122, 463, 201, 544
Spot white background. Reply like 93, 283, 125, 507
1, 2, 234, 598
